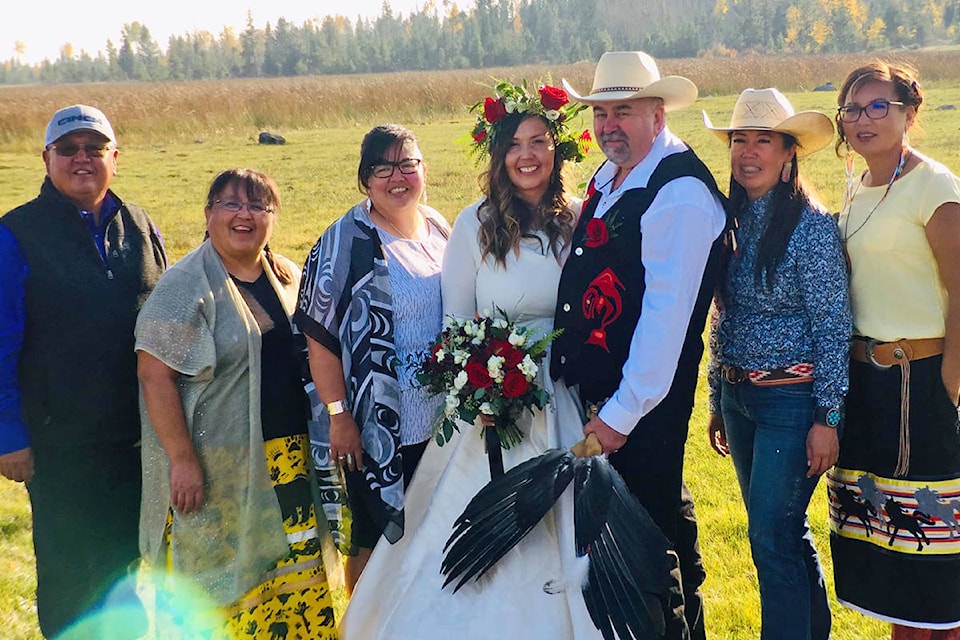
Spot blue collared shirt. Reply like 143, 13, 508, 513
707, 191, 852, 413
79, 193, 121, 261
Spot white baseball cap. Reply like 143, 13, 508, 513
45, 104, 116, 147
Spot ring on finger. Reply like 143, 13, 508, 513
346, 453, 354, 465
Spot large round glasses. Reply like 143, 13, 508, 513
837, 99, 905, 123
370, 158, 422, 179
214, 200, 274, 215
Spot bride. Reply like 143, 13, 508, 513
339, 83, 602, 638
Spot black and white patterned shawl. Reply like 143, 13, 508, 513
295, 201, 449, 552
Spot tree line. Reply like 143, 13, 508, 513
2, 0, 958, 85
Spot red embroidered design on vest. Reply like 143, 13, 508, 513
582, 267, 625, 352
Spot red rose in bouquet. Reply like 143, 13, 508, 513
488, 337, 523, 368
585, 218, 609, 248
501, 347, 523, 368
411, 310, 562, 451
484, 97, 508, 123
538, 85, 569, 110
465, 361, 493, 388
502, 370, 530, 398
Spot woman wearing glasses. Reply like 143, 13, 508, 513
339, 83, 601, 639
135, 168, 338, 637
828, 62, 960, 638
296, 124, 450, 593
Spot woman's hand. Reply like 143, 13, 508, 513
806, 424, 839, 478
708, 413, 729, 456
306, 337, 364, 472
169, 454, 205, 514
330, 413, 364, 472
138, 351, 206, 513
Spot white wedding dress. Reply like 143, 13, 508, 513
340, 199, 602, 639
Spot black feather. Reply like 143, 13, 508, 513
441, 449, 576, 590
575, 457, 672, 639
573, 457, 612, 555
440, 447, 675, 640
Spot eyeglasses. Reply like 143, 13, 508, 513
837, 99, 905, 123
47, 143, 113, 158
370, 158, 422, 179
214, 200, 274, 215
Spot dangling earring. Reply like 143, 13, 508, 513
844, 143, 856, 180
781, 162, 792, 183
421, 190, 429, 204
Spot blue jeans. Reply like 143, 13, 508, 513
721, 379, 831, 640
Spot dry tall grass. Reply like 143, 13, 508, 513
3, 49, 960, 150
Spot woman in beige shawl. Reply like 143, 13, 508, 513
136, 168, 338, 638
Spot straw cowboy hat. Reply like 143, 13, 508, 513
702, 87, 834, 157
561, 51, 698, 112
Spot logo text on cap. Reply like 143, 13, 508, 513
57, 115, 103, 126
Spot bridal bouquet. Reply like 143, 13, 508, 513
413, 310, 560, 450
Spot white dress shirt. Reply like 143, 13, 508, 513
592, 126, 727, 435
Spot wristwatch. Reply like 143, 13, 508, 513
814, 406, 842, 429
325, 400, 348, 416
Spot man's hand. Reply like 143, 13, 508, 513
583, 415, 628, 455
0, 447, 34, 483
806, 424, 839, 478
707, 413, 729, 456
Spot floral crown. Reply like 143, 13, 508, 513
470, 80, 592, 164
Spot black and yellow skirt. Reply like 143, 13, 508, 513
828, 356, 960, 629
158, 434, 338, 639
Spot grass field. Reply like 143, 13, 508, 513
3, 55, 960, 639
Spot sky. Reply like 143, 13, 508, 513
4, 0, 465, 65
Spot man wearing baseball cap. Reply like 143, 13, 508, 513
0, 104, 166, 637
551, 52, 729, 639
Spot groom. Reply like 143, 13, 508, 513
552, 51, 728, 640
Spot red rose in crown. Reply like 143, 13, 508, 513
538, 85, 569, 110
483, 97, 508, 123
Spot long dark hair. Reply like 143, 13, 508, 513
205, 168, 294, 285
477, 114, 575, 266
727, 133, 806, 290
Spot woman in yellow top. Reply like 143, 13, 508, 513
828, 61, 960, 639
136, 168, 337, 638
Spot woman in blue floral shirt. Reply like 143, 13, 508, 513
703, 88, 851, 640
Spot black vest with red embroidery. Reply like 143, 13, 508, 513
551, 148, 728, 405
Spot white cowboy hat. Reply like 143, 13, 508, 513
561, 51, 698, 112
702, 87, 834, 157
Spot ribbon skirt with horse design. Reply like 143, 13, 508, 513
829, 356, 960, 629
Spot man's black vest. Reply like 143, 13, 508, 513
551, 149, 728, 406
1, 178, 166, 449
